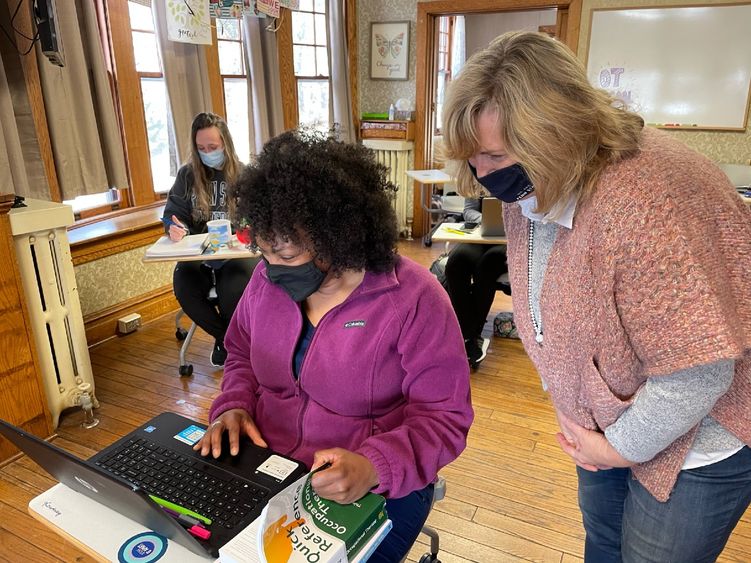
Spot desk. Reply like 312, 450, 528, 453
431, 222, 507, 246
143, 235, 259, 264
406, 169, 460, 246
30, 483, 214, 562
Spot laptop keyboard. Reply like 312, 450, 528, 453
93, 437, 269, 530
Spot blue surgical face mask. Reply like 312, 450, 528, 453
468, 162, 534, 203
264, 259, 326, 302
199, 148, 225, 169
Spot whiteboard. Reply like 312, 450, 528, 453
586, 5, 751, 130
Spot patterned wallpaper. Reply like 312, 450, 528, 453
357, 0, 419, 115
75, 246, 173, 317
579, 0, 750, 164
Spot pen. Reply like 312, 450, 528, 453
311, 461, 332, 474
149, 494, 212, 525
160, 506, 212, 540
162, 216, 188, 232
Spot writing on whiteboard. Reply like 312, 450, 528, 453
597, 67, 633, 106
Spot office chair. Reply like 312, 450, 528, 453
401, 475, 446, 563
174, 284, 218, 376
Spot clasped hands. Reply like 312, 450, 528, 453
554, 408, 635, 471
194, 408, 379, 504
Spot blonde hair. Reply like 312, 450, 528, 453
442, 31, 644, 213
188, 112, 241, 222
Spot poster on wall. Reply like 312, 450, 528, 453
280, 0, 300, 9
166, 0, 211, 44
370, 21, 410, 81
256, 0, 280, 18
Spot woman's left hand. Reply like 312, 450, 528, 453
310, 448, 379, 504
555, 409, 635, 471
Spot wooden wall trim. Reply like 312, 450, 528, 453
205, 25, 226, 118
5, 0, 61, 202
84, 285, 179, 346
71, 224, 163, 266
277, 8, 298, 130
347, 0, 359, 138
105, 0, 157, 206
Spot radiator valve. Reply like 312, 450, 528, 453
77, 382, 99, 429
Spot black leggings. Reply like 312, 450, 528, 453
173, 257, 259, 342
444, 243, 507, 340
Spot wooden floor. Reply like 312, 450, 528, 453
1, 239, 749, 562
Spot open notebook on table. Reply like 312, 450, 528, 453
145, 234, 210, 258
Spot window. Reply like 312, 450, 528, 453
216, 18, 251, 163
291, 0, 330, 130
434, 16, 453, 136
128, 1, 177, 195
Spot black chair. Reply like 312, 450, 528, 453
174, 284, 218, 376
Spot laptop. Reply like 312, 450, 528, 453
0, 412, 307, 558
480, 197, 506, 237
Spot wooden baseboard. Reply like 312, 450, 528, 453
84, 285, 179, 346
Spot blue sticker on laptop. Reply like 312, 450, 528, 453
117, 532, 168, 562
174, 425, 205, 446
144, 425, 156, 433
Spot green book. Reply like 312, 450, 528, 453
301, 477, 388, 560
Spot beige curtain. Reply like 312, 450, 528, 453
152, 1, 213, 164
327, 0, 355, 142
36, 0, 127, 199
0, 0, 49, 200
243, 14, 284, 155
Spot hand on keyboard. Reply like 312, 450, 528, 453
194, 408, 267, 458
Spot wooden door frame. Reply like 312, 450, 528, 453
413, 0, 582, 236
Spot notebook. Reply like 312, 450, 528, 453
480, 197, 506, 237
145, 234, 210, 258
0, 412, 307, 559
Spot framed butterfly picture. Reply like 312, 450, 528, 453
370, 21, 410, 80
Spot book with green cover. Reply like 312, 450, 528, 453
219, 472, 390, 563
300, 476, 387, 559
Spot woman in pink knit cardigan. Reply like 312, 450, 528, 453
442, 31, 751, 561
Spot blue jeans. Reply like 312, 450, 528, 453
367, 483, 434, 563
577, 446, 751, 562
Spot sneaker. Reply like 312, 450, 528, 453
465, 337, 490, 367
210, 340, 227, 367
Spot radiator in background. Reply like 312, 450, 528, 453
363, 139, 414, 237
9, 199, 98, 428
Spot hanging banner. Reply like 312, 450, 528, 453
279, 0, 300, 9
256, 0, 280, 18
166, 0, 211, 44
209, 0, 268, 18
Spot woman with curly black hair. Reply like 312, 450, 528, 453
195, 130, 474, 562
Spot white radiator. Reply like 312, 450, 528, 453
363, 139, 414, 237
9, 199, 98, 428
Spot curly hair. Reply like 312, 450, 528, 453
231, 130, 399, 274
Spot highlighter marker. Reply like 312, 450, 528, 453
150, 494, 212, 525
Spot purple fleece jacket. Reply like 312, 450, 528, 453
210, 255, 473, 499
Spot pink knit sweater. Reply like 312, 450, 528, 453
504, 128, 751, 501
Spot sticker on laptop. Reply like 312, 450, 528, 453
256, 455, 299, 481
118, 532, 168, 562
173, 425, 205, 446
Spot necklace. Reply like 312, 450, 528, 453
527, 220, 543, 344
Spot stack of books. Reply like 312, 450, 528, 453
220, 473, 391, 563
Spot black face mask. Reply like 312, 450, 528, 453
468, 162, 535, 203
265, 259, 326, 302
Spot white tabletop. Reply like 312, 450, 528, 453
143, 235, 259, 263
405, 169, 454, 184
431, 222, 507, 245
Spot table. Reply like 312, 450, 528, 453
30, 484, 214, 562
431, 222, 507, 245
405, 169, 460, 246
142, 235, 259, 263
